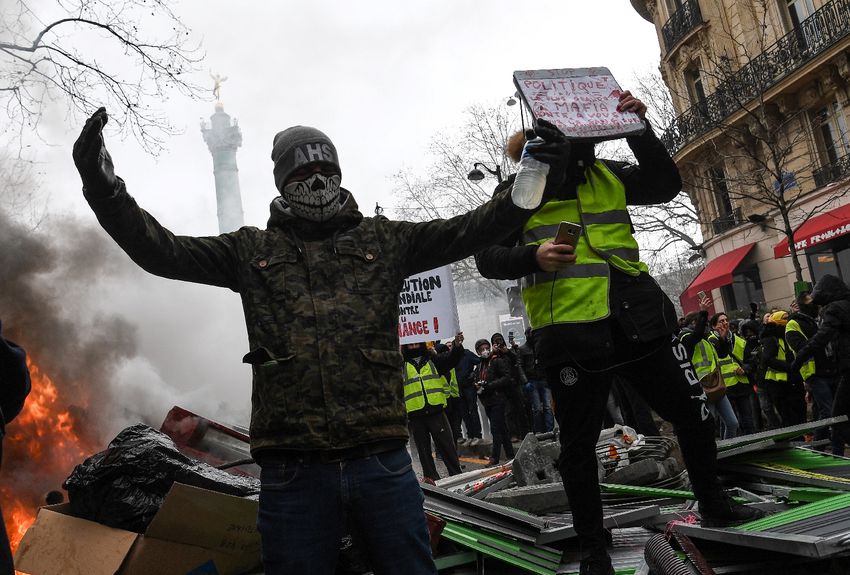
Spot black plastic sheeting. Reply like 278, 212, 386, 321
64, 423, 259, 533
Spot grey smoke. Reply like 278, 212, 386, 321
0, 205, 251, 506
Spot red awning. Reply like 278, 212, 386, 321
685, 243, 755, 298
774, 203, 850, 258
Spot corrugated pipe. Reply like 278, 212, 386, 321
644, 533, 698, 575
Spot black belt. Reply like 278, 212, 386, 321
256, 439, 405, 465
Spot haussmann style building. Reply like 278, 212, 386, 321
631, 0, 850, 316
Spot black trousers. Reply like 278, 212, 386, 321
833, 370, 850, 448
407, 410, 462, 481
0, 506, 11, 575
504, 385, 530, 439
445, 397, 463, 443
763, 379, 806, 428
484, 402, 514, 463
546, 334, 720, 556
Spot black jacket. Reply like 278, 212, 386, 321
786, 311, 837, 378
0, 322, 31, 430
518, 341, 544, 381
0, 321, 32, 467
760, 323, 797, 383
796, 275, 850, 372
475, 124, 681, 366
472, 352, 514, 408
455, 349, 481, 392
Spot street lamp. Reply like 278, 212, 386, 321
467, 162, 503, 183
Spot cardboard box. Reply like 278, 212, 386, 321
15, 483, 261, 575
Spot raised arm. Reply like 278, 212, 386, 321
74, 108, 241, 290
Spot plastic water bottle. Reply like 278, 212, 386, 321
511, 137, 549, 209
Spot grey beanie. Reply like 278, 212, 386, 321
271, 126, 341, 191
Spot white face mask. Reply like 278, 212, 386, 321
281, 173, 342, 222
479, 349, 490, 359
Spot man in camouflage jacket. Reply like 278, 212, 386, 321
73, 108, 542, 575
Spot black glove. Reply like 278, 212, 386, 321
528, 118, 570, 193
73, 107, 118, 197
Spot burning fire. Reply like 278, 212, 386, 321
0, 357, 94, 558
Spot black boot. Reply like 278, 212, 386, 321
699, 492, 768, 528
556, 551, 614, 575
556, 553, 614, 575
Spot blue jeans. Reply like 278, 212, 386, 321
257, 448, 436, 575
526, 379, 555, 432
709, 395, 739, 439
727, 389, 755, 435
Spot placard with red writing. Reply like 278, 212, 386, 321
398, 265, 459, 345
513, 67, 645, 141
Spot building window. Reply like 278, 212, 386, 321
720, 266, 765, 313
684, 66, 707, 114
709, 167, 733, 218
807, 236, 850, 285
812, 102, 850, 167
666, 0, 684, 13
785, 0, 815, 30
785, 0, 824, 49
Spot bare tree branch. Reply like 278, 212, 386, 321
0, 0, 205, 155
392, 102, 518, 298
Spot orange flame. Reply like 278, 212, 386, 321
1, 357, 94, 560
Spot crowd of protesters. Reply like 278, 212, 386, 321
401, 329, 556, 477
675, 274, 850, 454
407, 270, 850, 483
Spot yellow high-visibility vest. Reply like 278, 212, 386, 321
520, 160, 648, 328
786, 320, 815, 381
764, 339, 789, 383
444, 368, 460, 399
404, 361, 447, 412
709, 333, 749, 388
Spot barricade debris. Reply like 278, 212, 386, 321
425, 416, 850, 574
12, 408, 850, 574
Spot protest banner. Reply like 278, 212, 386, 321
398, 265, 459, 345
513, 67, 645, 141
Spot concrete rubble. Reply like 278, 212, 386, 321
18, 405, 850, 574
427, 416, 850, 574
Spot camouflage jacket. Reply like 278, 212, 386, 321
86, 183, 534, 455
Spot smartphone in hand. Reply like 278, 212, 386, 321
554, 221, 582, 248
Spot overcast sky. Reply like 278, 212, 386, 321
17, 1, 665, 430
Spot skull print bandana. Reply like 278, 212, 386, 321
281, 173, 342, 222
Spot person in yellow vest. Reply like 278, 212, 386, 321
786, 291, 841, 453
475, 92, 766, 575
679, 311, 739, 439
436, 341, 464, 445
402, 334, 464, 481
760, 311, 806, 427
709, 312, 755, 435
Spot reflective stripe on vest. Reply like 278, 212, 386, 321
691, 339, 718, 382
764, 339, 789, 382
731, 334, 750, 385
519, 161, 649, 329
445, 368, 460, 398
786, 320, 815, 381
708, 333, 748, 388
404, 361, 447, 412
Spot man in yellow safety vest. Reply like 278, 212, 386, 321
402, 334, 465, 481
475, 92, 766, 575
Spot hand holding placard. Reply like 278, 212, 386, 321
513, 67, 646, 142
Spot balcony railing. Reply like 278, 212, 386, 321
662, 0, 850, 156
662, 0, 704, 52
814, 154, 850, 188
711, 207, 743, 235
